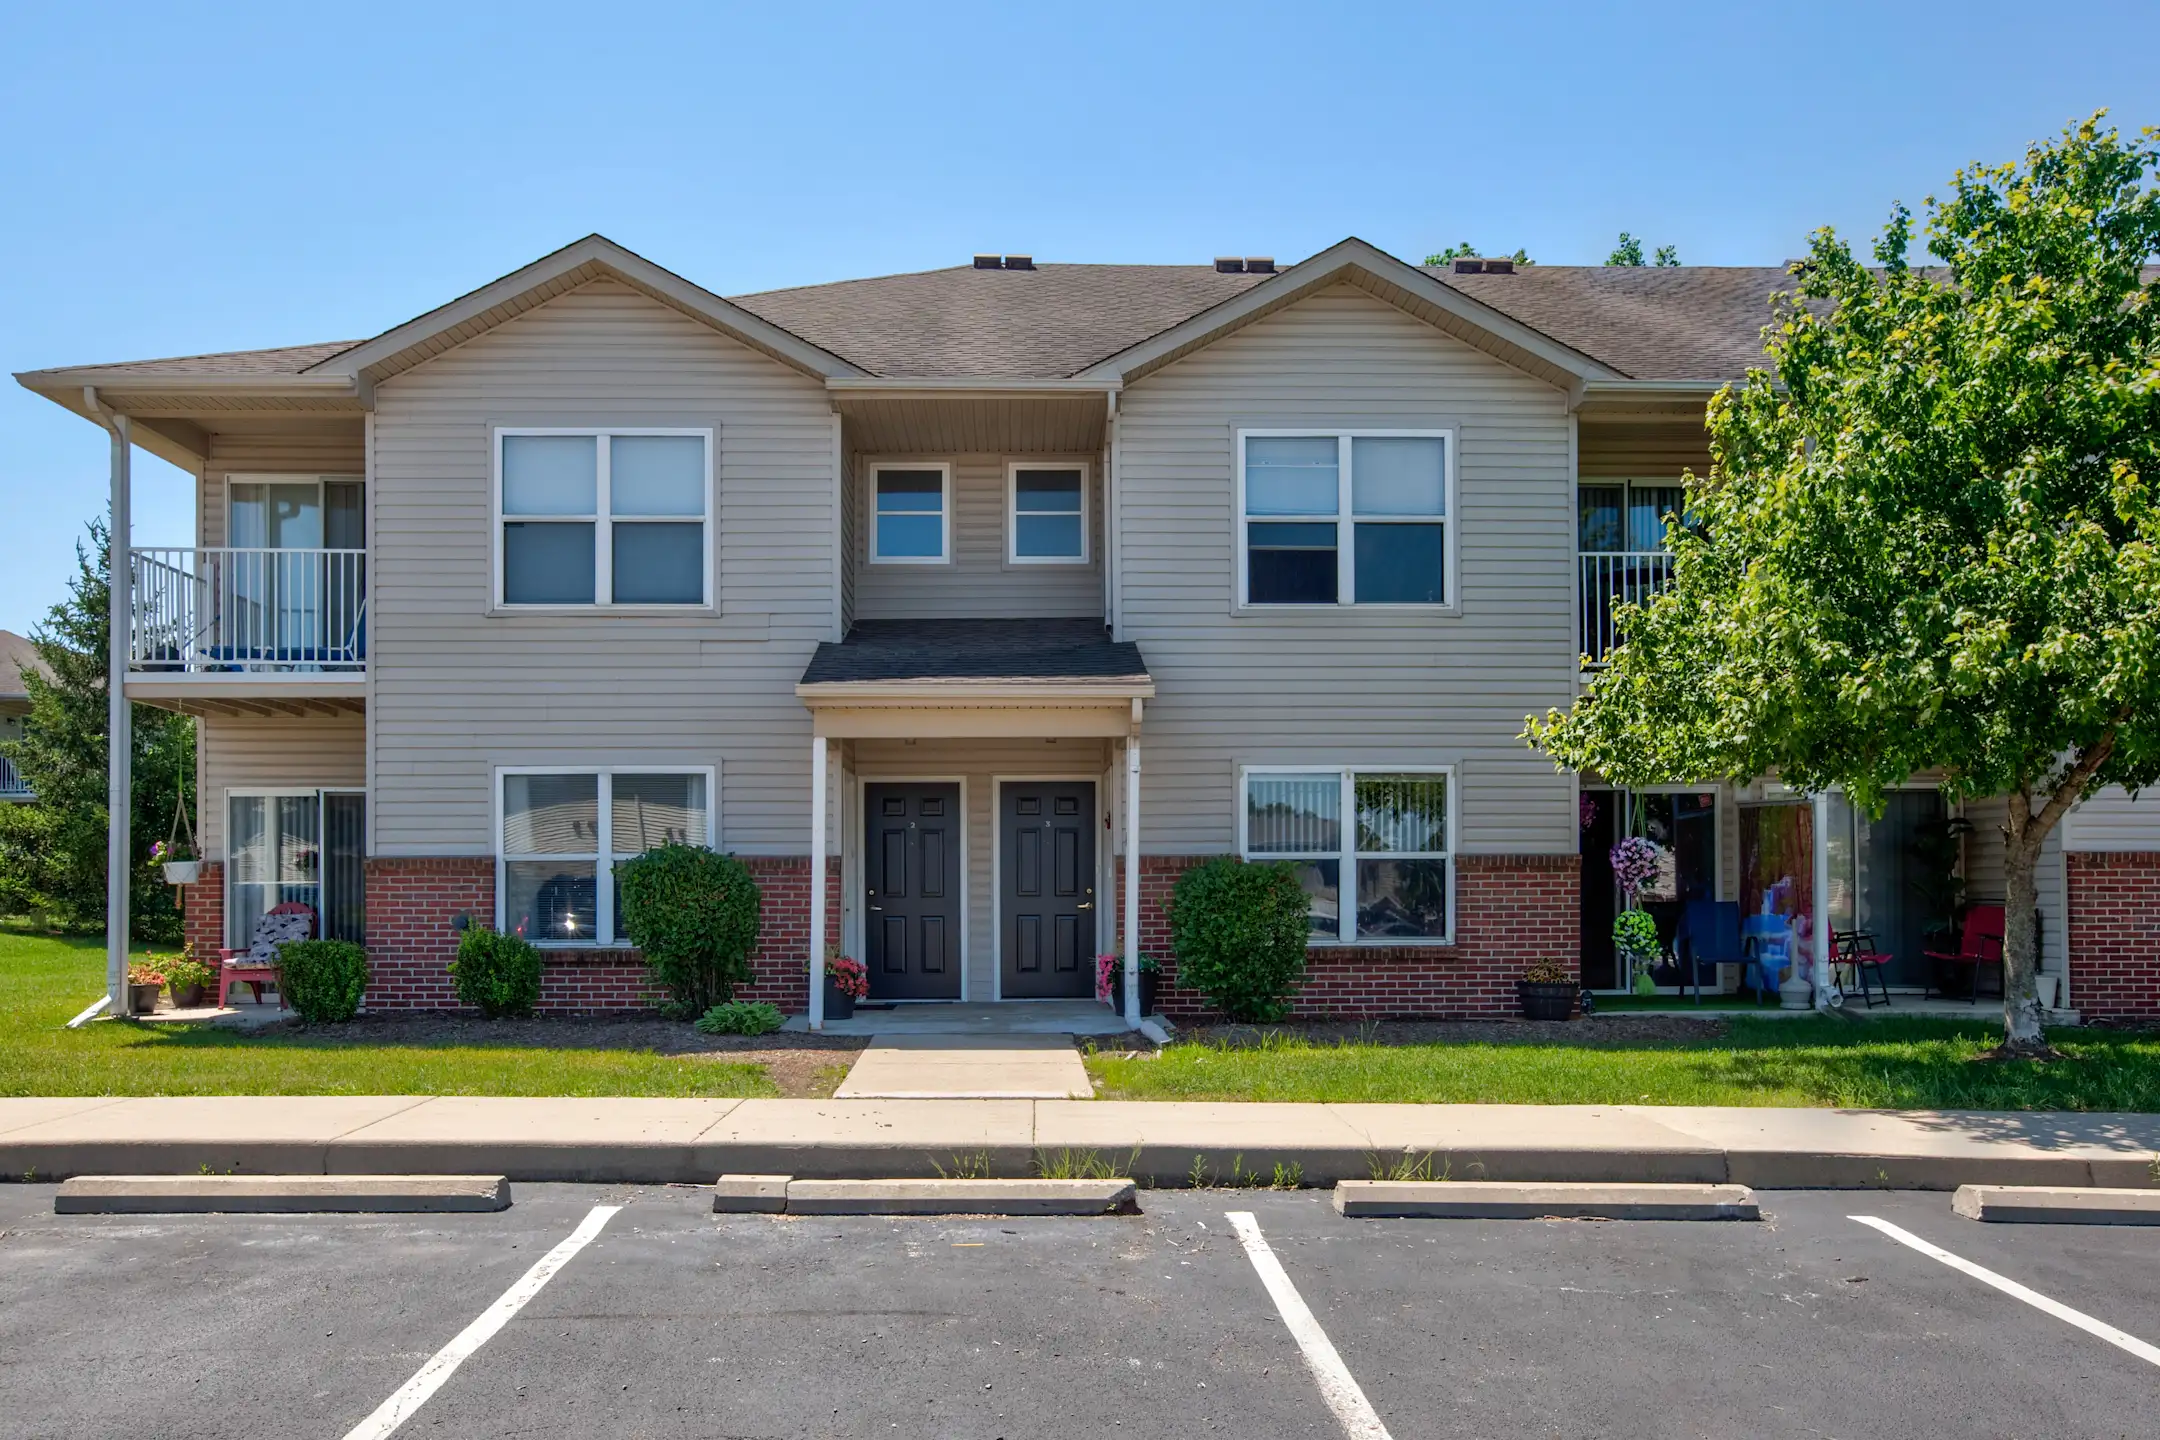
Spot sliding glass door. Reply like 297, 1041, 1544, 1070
227, 790, 365, 948
226, 479, 365, 663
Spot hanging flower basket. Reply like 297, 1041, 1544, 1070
161, 860, 202, 885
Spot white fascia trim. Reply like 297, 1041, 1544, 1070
796, 681, 1154, 704
827, 377, 1121, 394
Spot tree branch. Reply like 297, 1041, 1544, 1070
2024, 718, 2125, 853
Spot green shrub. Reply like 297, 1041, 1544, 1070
448, 926, 545, 1018
1168, 856, 1311, 1022
617, 845, 761, 1017
694, 1000, 784, 1036
277, 939, 369, 1023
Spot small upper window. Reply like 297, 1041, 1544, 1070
1239, 432, 1451, 607
498, 430, 709, 607
1008, 464, 1088, 564
871, 466, 951, 563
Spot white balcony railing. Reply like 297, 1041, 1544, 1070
130, 547, 367, 674
0, 755, 29, 799
1579, 549, 1674, 665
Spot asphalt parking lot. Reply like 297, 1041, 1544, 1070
1, 1183, 2155, 1439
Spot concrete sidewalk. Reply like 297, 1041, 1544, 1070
6, 1097, 2158, 1189
833, 1034, 1094, 1099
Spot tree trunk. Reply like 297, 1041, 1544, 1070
1997, 796, 2051, 1057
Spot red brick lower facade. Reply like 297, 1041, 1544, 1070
1120, 853, 1581, 1021
185, 854, 836, 1013
190, 847, 1575, 1018
2066, 851, 2160, 1020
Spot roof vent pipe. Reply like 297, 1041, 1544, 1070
1451, 258, 1482, 274
1244, 257, 1276, 274
973, 254, 1002, 270
1214, 257, 1246, 274
1002, 255, 1034, 270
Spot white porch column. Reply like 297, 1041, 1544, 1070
100, 399, 133, 1016
1811, 790, 1833, 1008
1123, 724, 1142, 1027
809, 735, 828, 1031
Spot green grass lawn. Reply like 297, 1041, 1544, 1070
0, 930, 776, 1098
1087, 1017, 2160, 1110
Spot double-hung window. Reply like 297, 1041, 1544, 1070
497, 429, 711, 606
1238, 431, 1453, 607
498, 768, 713, 945
1008, 463, 1088, 563
1241, 767, 1453, 943
869, 464, 951, 563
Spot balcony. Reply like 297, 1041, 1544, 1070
127, 547, 367, 713
0, 755, 29, 801
1579, 549, 1674, 666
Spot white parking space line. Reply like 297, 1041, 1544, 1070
1226, 1211, 1394, 1440
1851, 1214, 2160, 1370
341, 1204, 623, 1440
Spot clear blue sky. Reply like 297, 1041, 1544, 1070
2, 0, 2153, 634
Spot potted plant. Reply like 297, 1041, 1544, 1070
163, 947, 213, 1008
1610, 836, 1665, 994
151, 839, 201, 886
1518, 959, 1578, 1020
824, 950, 868, 1020
1094, 952, 1162, 1017
125, 961, 166, 1015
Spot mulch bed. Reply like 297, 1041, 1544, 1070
1175, 1015, 1731, 1049
249, 1012, 869, 1097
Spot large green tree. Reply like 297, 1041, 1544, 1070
1530, 115, 2160, 1057
0, 515, 195, 943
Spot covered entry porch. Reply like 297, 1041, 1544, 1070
796, 619, 1154, 1029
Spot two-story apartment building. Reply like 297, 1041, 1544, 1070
20, 236, 2160, 1023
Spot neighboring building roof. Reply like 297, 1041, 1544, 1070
800, 619, 1151, 687
0, 630, 51, 700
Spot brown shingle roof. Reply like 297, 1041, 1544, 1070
27, 340, 364, 380
1432, 265, 1793, 380
730, 264, 1270, 379
0, 630, 51, 700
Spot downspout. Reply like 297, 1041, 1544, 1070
86, 387, 133, 1016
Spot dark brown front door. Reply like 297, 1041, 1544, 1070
864, 783, 962, 1000
1000, 781, 1097, 999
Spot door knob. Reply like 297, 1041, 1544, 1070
1077, 902, 1092, 910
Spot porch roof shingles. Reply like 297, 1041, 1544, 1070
800, 619, 1149, 688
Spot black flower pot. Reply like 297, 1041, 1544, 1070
1518, 981, 1576, 1022
823, 977, 856, 1020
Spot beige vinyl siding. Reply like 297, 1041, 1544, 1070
846, 737, 1113, 1000
200, 712, 366, 859
840, 441, 861, 630
2063, 784, 2160, 851
1116, 282, 1577, 856
198, 427, 367, 547
1577, 421, 1710, 480
368, 278, 835, 857
851, 453, 1105, 620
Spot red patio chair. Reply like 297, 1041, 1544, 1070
1922, 904, 2004, 1003
218, 902, 316, 1008
1833, 929, 1895, 1009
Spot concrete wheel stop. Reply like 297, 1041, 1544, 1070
715, 1174, 1137, 1215
1333, 1180, 1760, 1220
1953, 1184, 2160, 1225
55, 1174, 513, 1214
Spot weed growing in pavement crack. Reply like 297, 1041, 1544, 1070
930, 1149, 993, 1180
1033, 1146, 1141, 1180
1366, 1148, 1447, 1182
1270, 1161, 1304, 1190
1187, 1152, 1212, 1188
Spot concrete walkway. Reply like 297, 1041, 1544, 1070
6, 1096, 2159, 1188
781, 999, 1130, 1037
834, 1034, 1093, 1100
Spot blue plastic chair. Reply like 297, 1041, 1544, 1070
1675, 900, 1743, 1004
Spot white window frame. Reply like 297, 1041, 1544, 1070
491, 427, 714, 610
494, 764, 718, 948
1235, 429, 1458, 611
1005, 460, 1091, 566
1237, 764, 1457, 946
867, 462, 954, 565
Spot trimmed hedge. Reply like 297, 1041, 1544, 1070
449, 927, 545, 1018
277, 939, 369, 1023
1167, 856, 1312, 1022
617, 845, 761, 1018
